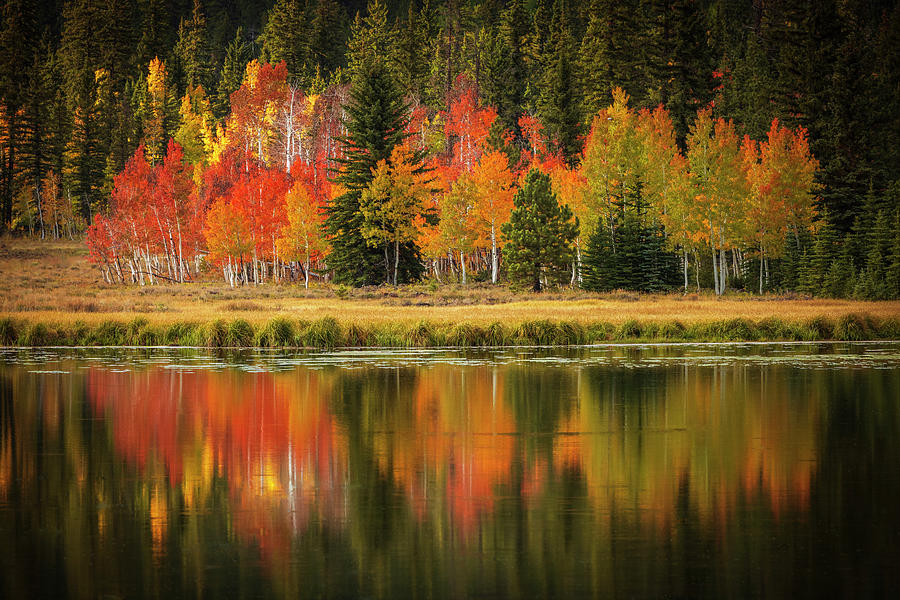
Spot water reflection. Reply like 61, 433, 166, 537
1, 345, 899, 598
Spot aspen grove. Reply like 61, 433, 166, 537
86, 53, 818, 294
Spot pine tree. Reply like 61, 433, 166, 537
501, 169, 578, 291
579, 0, 642, 119
175, 0, 213, 92
214, 27, 251, 119
393, 2, 429, 102
539, 0, 582, 163
496, 0, 528, 135
581, 216, 619, 292
642, 0, 712, 144
325, 59, 425, 286
308, 0, 347, 78
0, 0, 38, 228
259, 0, 308, 83
346, 0, 394, 80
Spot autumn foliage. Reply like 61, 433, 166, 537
87, 52, 818, 294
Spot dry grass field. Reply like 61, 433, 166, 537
1, 237, 898, 341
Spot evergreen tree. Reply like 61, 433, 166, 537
259, 0, 308, 83
579, 0, 642, 119
175, 0, 214, 92
501, 169, 578, 291
538, 0, 582, 163
581, 216, 619, 291
325, 59, 425, 286
214, 27, 251, 119
58, 0, 105, 220
496, 0, 528, 134
582, 191, 678, 292
0, 0, 38, 228
642, 0, 712, 144
308, 0, 347, 78
135, 0, 172, 71
346, 0, 394, 80
393, 2, 429, 102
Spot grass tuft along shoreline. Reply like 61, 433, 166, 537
1, 314, 897, 349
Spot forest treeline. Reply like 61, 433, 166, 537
0, 0, 898, 298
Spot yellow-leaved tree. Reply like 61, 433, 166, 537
276, 181, 328, 288
359, 145, 431, 285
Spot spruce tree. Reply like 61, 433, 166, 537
496, 0, 528, 135
214, 27, 250, 119
175, 0, 214, 92
259, 0, 308, 83
308, 0, 347, 78
501, 169, 578, 291
539, 0, 582, 163
581, 217, 619, 292
325, 59, 425, 286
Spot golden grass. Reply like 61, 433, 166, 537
2, 236, 899, 331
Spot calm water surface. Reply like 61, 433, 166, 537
1, 343, 899, 599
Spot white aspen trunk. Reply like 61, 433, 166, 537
711, 245, 719, 296
176, 223, 184, 283
759, 246, 764, 295
35, 187, 44, 239
683, 248, 689, 294
393, 237, 400, 285
694, 251, 701, 292
447, 251, 456, 278
490, 224, 498, 284
304, 255, 310, 289
145, 249, 155, 285
719, 248, 727, 295
461, 250, 467, 285
273, 240, 278, 284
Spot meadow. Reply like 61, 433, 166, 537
2, 237, 898, 347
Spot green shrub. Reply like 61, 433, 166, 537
515, 320, 559, 345
833, 314, 868, 341
806, 316, 834, 340
658, 321, 685, 340
878, 318, 900, 340
404, 320, 437, 347
256, 317, 295, 347
719, 318, 757, 341
304, 317, 341, 349
372, 324, 404, 347
585, 322, 616, 342
91, 320, 127, 345
0, 318, 17, 346
163, 322, 200, 346
448, 323, 486, 347
557, 321, 585, 345
344, 323, 371, 347
226, 319, 255, 347
20, 322, 50, 346
615, 320, 642, 340
484, 321, 508, 346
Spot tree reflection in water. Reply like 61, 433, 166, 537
1, 347, 898, 598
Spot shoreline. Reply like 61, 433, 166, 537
2, 314, 896, 349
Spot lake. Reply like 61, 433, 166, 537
1, 343, 899, 599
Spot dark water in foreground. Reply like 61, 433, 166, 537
1, 344, 899, 599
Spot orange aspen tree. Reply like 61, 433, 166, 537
277, 181, 327, 288
470, 150, 517, 284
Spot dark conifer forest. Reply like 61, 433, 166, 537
0, 0, 898, 297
